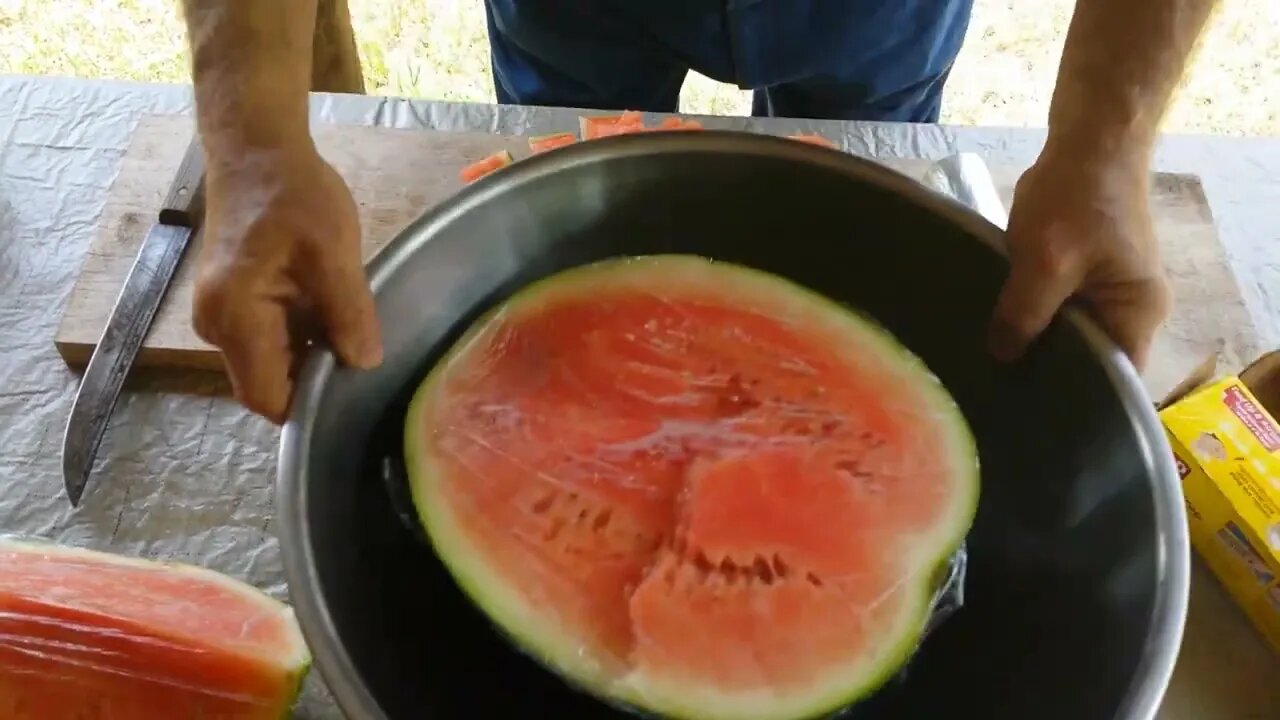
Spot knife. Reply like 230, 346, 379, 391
62, 138, 206, 507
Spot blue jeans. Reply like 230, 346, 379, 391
482, 0, 973, 123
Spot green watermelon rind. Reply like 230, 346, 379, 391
405, 254, 980, 720
0, 537, 313, 717
278, 656, 314, 720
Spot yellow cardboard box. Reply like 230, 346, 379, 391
1158, 351, 1280, 654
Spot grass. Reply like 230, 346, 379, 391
0, 0, 1274, 136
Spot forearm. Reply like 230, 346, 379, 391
1045, 0, 1218, 171
180, 1, 318, 160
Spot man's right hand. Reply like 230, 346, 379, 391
193, 144, 382, 424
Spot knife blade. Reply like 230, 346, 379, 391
62, 138, 206, 506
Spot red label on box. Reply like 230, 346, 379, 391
1223, 385, 1280, 452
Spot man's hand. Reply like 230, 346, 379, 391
193, 145, 381, 423
987, 0, 1218, 368
990, 151, 1171, 370
181, 0, 382, 422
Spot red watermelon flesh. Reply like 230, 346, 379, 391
528, 132, 578, 154
0, 539, 310, 720
406, 255, 978, 720
580, 111, 646, 139
459, 150, 514, 183
787, 133, 839, 149
657, 117, 705, 131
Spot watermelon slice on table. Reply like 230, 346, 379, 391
405, 255, 980, 720
0, 538, 311, 720
787, 133, 839, 149
528, 132, 578, 154
460, 150, 514, 183
579, 110, 646, 139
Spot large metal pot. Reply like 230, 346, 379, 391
278, 132, 1189, 719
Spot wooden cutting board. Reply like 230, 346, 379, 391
55, 113, 1261, 400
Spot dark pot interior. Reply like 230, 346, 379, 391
279, 132, 1187, 720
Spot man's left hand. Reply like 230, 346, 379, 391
988, 149, 1172, 370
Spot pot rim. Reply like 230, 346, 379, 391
277, 131, 1189, 720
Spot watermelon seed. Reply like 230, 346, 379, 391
858, 431, 887, 450
577, 509, 589, 523
835, 459, 862, 476
806, 572, 825, 588
719, 558, 738, 585
693, 551, 714, 579
532, 494, 555, 514
752, 556, 775, 585
772, 554, 790, 579
592, 508, 613, 532
715, 374, 761, 416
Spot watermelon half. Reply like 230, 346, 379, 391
405, 255, 979, 720
0, 538, 311, 719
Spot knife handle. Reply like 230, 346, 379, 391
159, 138, 207, 228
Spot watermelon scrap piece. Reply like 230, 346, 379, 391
529, 132, 578, 154
0, 538, 311, 720
656, 117, 704, 131
787, 133, 839, 149
580, 111, 646, 139
406, 254, 980, 720
460, 150, 514, 184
